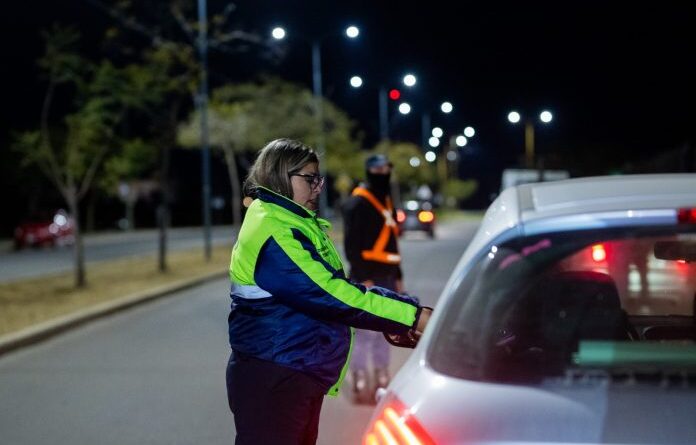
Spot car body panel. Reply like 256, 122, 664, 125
388, 363, 696, 444
366, 173, 696, 445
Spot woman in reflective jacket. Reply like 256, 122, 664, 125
226, 138, 431, 445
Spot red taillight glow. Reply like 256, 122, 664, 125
591, 244, 607, 262
677, 208, 696, 224
397, 209, 406, 223
362, 395, 435, 445
418, 211, 435, 224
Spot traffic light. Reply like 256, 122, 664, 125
389, 89, 401, 100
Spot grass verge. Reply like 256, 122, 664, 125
435, 208, 485, 222
0, 244, 232, 337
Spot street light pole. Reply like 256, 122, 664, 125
508, 110, 553, 169
379, 87, 388, 140
273, 26, 359, 217
525, 120, 535, 169
310, 41, 330, 217
421, 112, 431, 150
197, 0, 212, 261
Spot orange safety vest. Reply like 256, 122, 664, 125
351, 187, 402, 265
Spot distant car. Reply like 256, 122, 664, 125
364, 174, 696, 445
396, 200, 436, 238
14, 209, 75, 249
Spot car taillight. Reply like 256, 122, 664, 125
363, 394, 436, 445
677, 208, 696, 224
591, 244, 607, 262
418, 211, 435, 224
397, 209, 406, 223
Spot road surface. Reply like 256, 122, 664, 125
0, 220, 479, 444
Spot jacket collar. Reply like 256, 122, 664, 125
256, 187, 315, 219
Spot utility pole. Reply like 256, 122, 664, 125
197, 0, 212, 260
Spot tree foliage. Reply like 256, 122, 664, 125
442, 178, 478, 207
178, 77, 362, 223
13, 26, 157, 287
369, 140, 436, 187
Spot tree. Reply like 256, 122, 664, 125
442, 179, 478, 208
13, 27, 152, 287
370, 141, 436, 187
90, 0, 279, 265
100, 138, 158, 230
178, 77, 361, 224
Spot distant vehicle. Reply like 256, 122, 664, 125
365, 174, 696, 445
500, 167, 570, 192
396, 200, 435, 238
14, 209, 75, 249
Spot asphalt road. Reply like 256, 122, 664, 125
0, 226, 236, 282
0, 220, 479, 445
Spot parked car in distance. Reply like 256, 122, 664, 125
364, 174, 696, 445
396, 200, 436, 238
14, 209, 75, 250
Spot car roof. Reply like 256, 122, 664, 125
516, 173, 696, 222
459, 173, 696, 271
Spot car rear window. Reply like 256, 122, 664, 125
429, 227, 696, 383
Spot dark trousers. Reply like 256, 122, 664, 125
226, 352, 326, 445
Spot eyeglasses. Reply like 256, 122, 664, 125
290, 173, 325, 190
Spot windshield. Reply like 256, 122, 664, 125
429, 226, 696, 383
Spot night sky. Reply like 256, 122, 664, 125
1, 1, 694, 223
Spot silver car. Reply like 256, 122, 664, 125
364, 174, 696, 445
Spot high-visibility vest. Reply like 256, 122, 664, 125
351, 187, 401, 265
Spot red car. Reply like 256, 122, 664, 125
14, 209, 75, 249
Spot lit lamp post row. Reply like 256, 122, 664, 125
507, 110, 553, 168
348, 72, 419, 141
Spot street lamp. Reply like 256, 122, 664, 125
349, 72, 417, 140
420, 101, 454, 152
197, 0, 212, 260
508, 109, 554, 168
272, 25, 360, 217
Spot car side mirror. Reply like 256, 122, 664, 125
654, 240, 696, 263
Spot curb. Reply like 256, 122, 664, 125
0, 270, 228, 357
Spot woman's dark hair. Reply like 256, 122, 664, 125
244, 138, 319, 199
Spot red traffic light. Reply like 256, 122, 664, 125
389, 89, 401, 100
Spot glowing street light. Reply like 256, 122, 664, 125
431, 127, 444, 138
403, 73, 417, 87
455, 135, 468, 147
271, 27, 286, 40
441, 101, 453, 113
508, 109, 554, 168
464, 126, 475, 138
346, 26, 360, 38
349, 75, 363, 88
428, 136, 440, 147
398, 103, 411, 115
425, 151, 437, 162
507, 111, 521, 124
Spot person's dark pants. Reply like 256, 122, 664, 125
226, 351, 326, 445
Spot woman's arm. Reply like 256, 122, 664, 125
255, 227, 421, 334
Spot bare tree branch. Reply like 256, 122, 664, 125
170, 3, 196, 45
40, 79, 68, 190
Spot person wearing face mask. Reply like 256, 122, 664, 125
342, 153, 404, 404
226, 140, 431, 445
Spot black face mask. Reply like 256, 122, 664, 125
366, 172, 391, 195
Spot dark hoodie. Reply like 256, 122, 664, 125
342, 173, 403, 282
